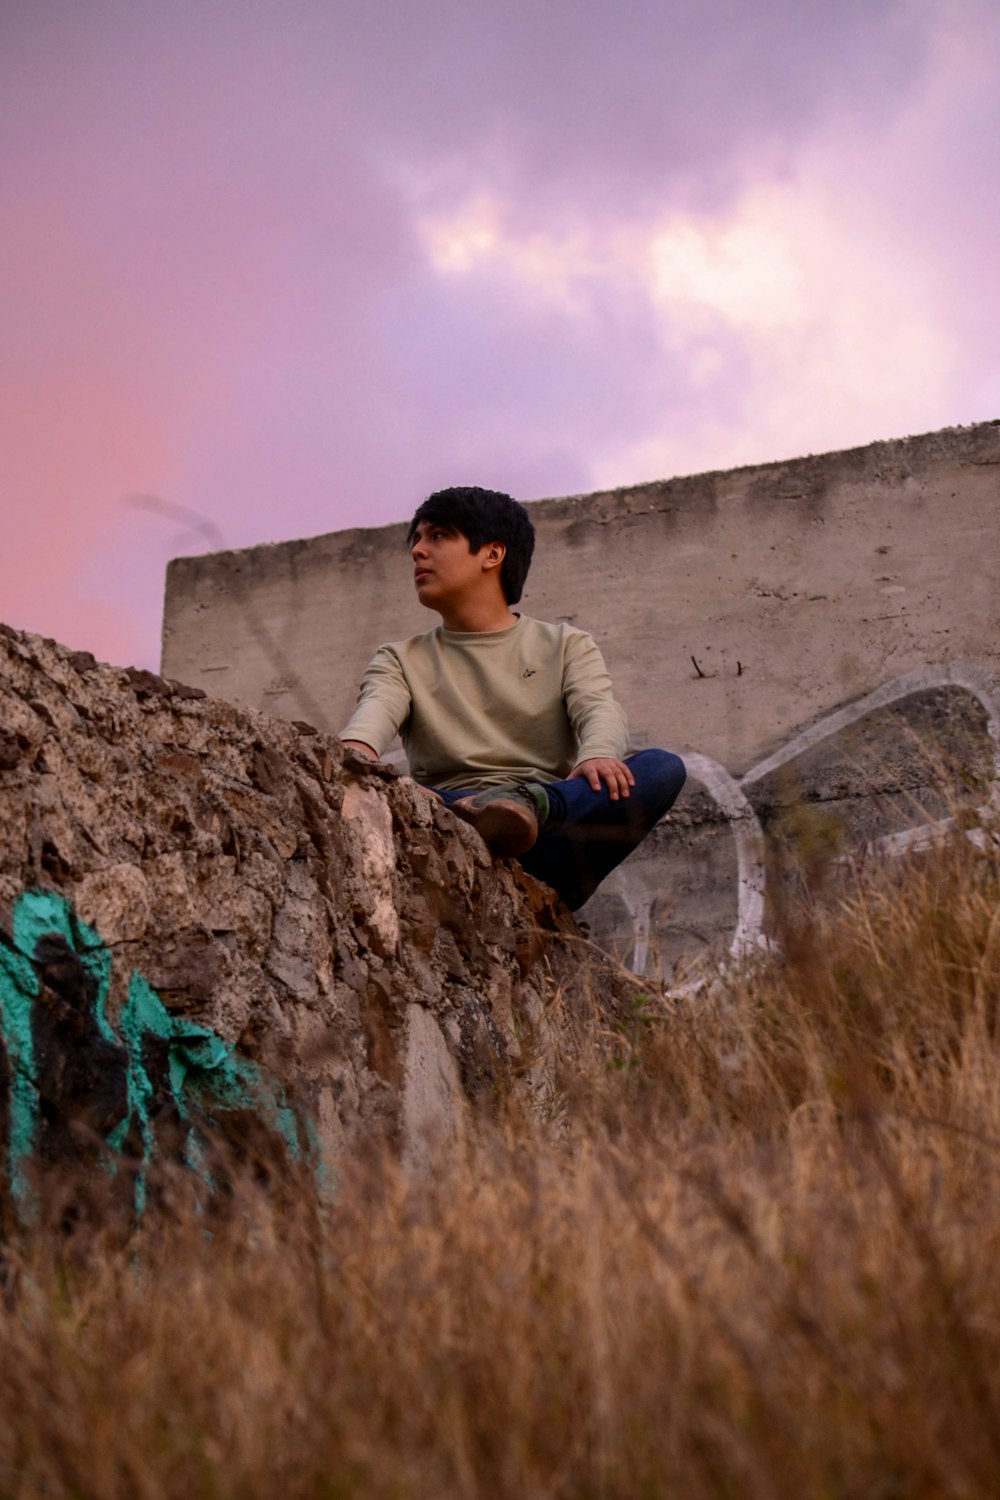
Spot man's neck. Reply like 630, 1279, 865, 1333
437, 598, 519, 633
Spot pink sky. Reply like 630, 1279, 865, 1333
2, 0, 998, 669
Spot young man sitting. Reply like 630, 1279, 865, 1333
340, 486, 686, 911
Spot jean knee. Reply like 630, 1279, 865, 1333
627, 748, 687, 810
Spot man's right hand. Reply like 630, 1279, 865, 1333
569, 757, 635, 800
341, 739, 378, 760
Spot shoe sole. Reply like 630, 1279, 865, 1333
453, 799, 538, 857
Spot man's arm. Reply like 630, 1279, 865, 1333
561, 631, 632, 798
338, 646, 412, 760
341, 739, 377, 759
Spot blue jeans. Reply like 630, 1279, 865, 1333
429, 749, 687, 910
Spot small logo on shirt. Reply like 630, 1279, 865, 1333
522, 668, 536, 678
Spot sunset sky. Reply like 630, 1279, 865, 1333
3, 0, 998, 669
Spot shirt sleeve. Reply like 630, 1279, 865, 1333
339, 646, 412, 757
562, 630, 629, 763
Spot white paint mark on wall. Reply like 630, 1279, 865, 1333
614, 661, 1000, 973
681, 753, 768, 959
742, 663, 1000, 787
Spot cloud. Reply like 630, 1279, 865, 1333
401, 0, 993, 485
359, 0, 929, 212
401, 172, 956, 487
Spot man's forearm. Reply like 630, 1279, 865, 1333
341, 739, 378, 760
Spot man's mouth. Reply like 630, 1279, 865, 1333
414, 569, 431, 583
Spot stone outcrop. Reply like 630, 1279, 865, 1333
0, 625, 624, 1200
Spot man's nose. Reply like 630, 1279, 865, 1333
411, 537, 428, 559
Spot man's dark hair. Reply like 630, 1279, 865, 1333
407, 486, 536, 605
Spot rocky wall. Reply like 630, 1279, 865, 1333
0, 625, 623, 1210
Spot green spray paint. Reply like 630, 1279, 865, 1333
0, 939, 39, 1205
0, 889, 313, 1217
116, 968, 308, 1213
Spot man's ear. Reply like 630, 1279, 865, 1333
483, 541, 506, 571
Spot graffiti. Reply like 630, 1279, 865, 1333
0, 889, 310, 1217
601, 662, 1000, 970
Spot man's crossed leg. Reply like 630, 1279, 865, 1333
426, 748, 686, 910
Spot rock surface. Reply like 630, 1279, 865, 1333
0, 625, 624, 1190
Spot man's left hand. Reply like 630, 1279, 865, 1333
569, 757, 635, 800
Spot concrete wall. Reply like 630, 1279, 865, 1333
162, 422, 1000, 974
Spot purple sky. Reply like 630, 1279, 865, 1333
3, 0, 998, 668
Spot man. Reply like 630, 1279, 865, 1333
340, 486, 685, 910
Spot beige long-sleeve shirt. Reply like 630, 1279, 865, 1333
340, 615, 629, 791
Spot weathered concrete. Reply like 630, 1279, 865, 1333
0, 625, 626, 1209
161, 421, 1000, 972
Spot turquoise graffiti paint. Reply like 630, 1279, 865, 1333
0, 888, 313, 1216
0, 940, 39, 1205
117, 969, 308, 1212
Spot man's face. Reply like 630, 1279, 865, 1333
409, 521, 503, 611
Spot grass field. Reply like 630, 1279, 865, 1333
3, 825, 1000, 1499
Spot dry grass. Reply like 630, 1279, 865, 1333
3, 827, 1000, 1499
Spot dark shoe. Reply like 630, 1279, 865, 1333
452, 783, 549, 857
